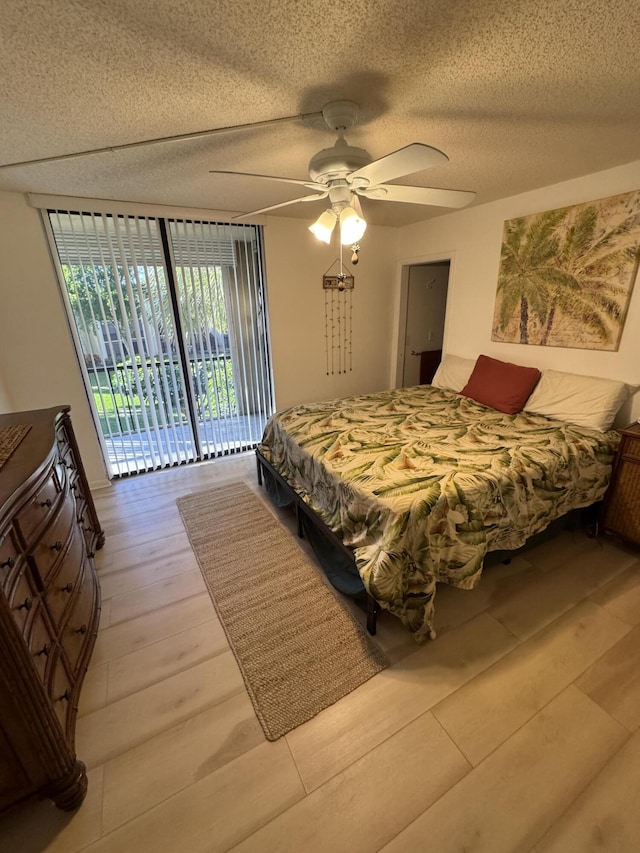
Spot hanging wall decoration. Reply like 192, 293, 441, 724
492, 188, 640, 350
323, 253, 355, 375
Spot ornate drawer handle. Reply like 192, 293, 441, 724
84, 525, 93, 533
36, 642, 51, 657
59, 688, 71, 702
18, 597, 33, 611
40, 498, 53, 508
75, 624, 87, 635
88, 551, 95, 559
0, 557, 15, 569
61, 582, 74, 594
51, 540, 63, 552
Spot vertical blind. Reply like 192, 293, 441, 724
47, 210, 273, 477
169, 219, 273, 455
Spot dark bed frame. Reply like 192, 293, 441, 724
256, 448, 598, 639
255, 449, 382, 634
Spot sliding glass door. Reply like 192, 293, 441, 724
47, 210, 273, 477
168, 219, 271, 457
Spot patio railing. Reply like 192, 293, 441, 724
88, 355, 236, 437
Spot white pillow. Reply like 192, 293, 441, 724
432, 354, 476, 392
524, 369, 629, 431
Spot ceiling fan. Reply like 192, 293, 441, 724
209, 100, 475, 244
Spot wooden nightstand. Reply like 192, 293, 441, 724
600, 422, 640, 545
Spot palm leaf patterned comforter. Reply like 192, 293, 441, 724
258, 385, 619, 642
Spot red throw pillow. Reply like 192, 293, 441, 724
461, 355, 540, 414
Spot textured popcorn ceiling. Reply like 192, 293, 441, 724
0, 0, 639, 226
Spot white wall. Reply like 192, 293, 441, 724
0, 370, 12, 413
263, 216, 397, 409
396, 160, 640, 422
0, 190, 109, 486
0, 190, 397, 484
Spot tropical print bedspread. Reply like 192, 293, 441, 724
258, 385, 619, 642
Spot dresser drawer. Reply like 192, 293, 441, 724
29, 495, 76, 586
57, 439, 75, 474
26, 604, 56, 684
75, 495, 87, 527
76, 499, 98, 554
0, 529, 22, 596
62, 566, 98, 674
7, 569, 37, 635
14, 465, 62, 547
620, 433, 640, 463
56, 422, 70, 452
43, 524, 84, 629
48, 652, 74, 740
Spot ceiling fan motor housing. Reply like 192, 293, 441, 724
308, 138, 371, 185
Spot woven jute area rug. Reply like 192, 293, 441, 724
176, 481, 388, 741
0, 425, 31, 470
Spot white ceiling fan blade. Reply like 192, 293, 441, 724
350, 143, 449, 186
232, 192, 328, 219
357, 184, 475, 209
210, 170, 325, 192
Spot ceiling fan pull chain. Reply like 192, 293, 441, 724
349, 288, 353, 372
337, 274, 343, 374
338, 241, 344, 374
338, 281, 343, 376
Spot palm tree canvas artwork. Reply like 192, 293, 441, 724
492, 189, 640, 350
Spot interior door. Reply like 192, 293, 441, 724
401, 261, 450, 386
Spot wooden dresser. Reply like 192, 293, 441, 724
600, 422, 640, 546
0, 406, 104, 812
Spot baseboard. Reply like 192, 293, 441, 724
89, 478, 112, 492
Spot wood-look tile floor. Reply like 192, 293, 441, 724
2, 452, 640, 852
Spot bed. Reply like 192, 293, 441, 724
257, 382, 620, 642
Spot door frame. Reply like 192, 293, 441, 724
390, 251, 456, 388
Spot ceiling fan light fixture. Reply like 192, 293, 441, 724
309, 209, 338, 243
339, 204, 367, 245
